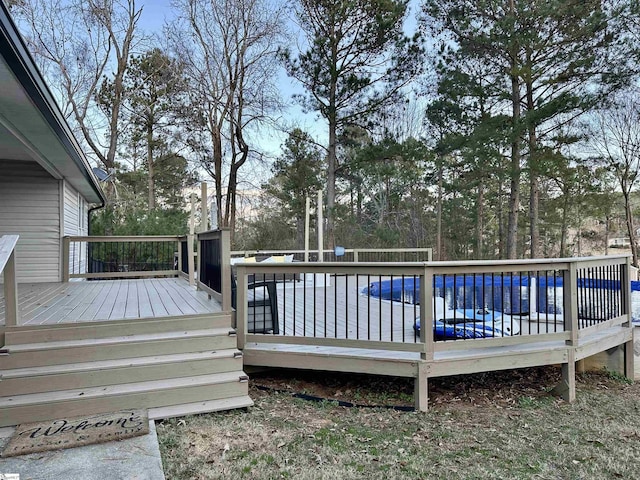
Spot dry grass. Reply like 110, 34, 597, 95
157, 367, 640, 479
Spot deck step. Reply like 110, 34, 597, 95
149, 395, 254, 420
0, 371, 249, 427
1, 328, 238, 369
0, 350, 244, 396
4, 313, 232, 344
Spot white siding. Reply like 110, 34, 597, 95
0, 160, 61, 283
63, 181, 88, 275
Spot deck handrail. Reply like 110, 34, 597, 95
235, 255, 632, 352
231, 247, 433, 262
63, 235, 183, 281
0, 235, 20, 326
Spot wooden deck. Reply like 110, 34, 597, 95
238, 269, 635, 410
0, 277, 222, 326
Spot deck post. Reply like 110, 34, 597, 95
304, 196, 310, 262
414, 361, 428, 412
236, 264, 248, 349
176, 239, 183, 273
4, 249, 19, 327
564, 261, 579, 346
622, 257, 635, 380
200, 182, 208, 233
556, 261, 578, 402
188, 193, 196, 286
624, 340, 635, 380
62, 236, 70, 282
187, 235, 195, 286
317, 189, 323, 262
553, 348, 576, 402
420, 266, 434, 361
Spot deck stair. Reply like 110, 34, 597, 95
0, 313, 253, 427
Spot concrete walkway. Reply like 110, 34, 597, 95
0, 421, 165, 480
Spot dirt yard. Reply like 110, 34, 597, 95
157, 367, 640, 479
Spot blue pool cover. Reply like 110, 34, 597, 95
363, 275, 631, 315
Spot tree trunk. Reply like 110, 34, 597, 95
296, 214, 304, 249
497, 181, 504, 259
436, 162, 443, 261
475, 181, 484, 259
146, 122, 155, 211
529, 171, 539, 258
326, 112, 337, 250
560, 187, 569, 257
506, 79, 521, 260
623, 190, 639, 267
506, 0, 521, 260
226, 168, 238, 243
605, 214, 610, 256
212, 125, 224, 228
525, 71, 539, 259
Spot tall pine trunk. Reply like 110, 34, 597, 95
146, 122, 155, 211
525, 68, 539, 259
623, 190, 639, 267
327, 118, 337, 249
436, 162, 444, 261
506, 0, 521, 260
506, 70, 521, 259
475, 182, 484, 259
560, 187, 569, 257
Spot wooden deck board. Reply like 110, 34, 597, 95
29, 283, 93, 325
94, 280, 120, 320
82, 279, 119, 321
144, 279, 169, 317
110, 281, 128, 319
137, 279, 155, 318
0, 278, 223, 326
125, 280, 139, 319
62, 281, 105, 322
150, 278, 184, 316
161, 278, 205, 314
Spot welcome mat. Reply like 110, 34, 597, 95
1, 410, 149, 458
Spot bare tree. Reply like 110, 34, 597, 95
591, 92, 640, 266
11, 0, 143, 171
168, 0, 284, 239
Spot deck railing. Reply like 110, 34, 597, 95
63, 235, 181, 280
197, 229, 232, 311
231, 247, 433, 263
0, 235, 20, 326
234, 255, 631, 356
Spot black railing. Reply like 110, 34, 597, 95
199, 234, 222, 293
179, 237, 189, 275
576, 265, 623, 327
65, 236, 180, 280
235, 257, 630, 348
196, 229, 232, 311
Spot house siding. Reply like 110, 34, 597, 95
0, 160, 61, 282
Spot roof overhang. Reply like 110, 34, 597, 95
0, 2, 105, 205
